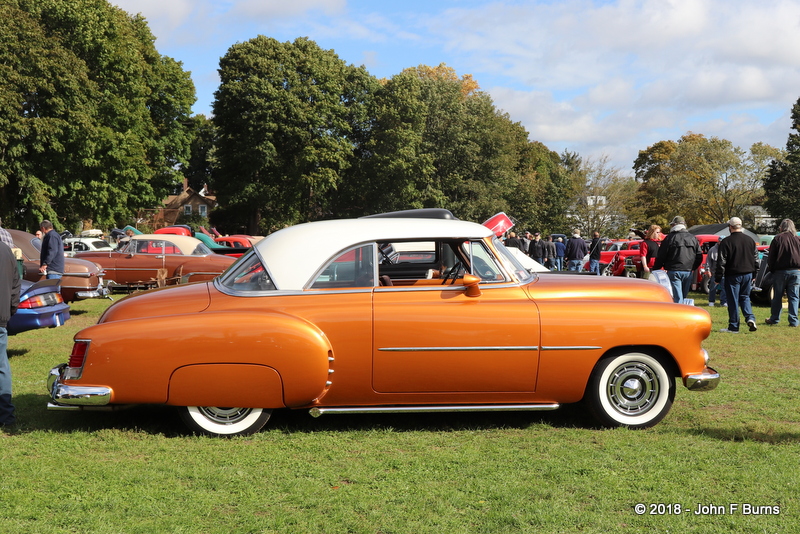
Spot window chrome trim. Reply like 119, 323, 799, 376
374, 281, 522, 292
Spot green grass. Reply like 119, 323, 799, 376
2, 295, 799, 533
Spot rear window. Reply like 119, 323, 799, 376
218, 251, 275, 292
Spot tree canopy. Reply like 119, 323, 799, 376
0, 0, 194, 231
633, 133, 782, 228
764, 97, 800, 226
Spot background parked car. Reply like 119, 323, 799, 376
8, 279, 70, 335
75, 234, 236, 291
63, 237, 114, 257
9, 229, 109, 303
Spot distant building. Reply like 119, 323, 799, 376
142, 181, 217, 229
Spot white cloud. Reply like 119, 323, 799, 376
110, 0, 800, 169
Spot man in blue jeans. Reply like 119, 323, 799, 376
653, 216, 701, 303
766, 218, 800, 327
0, 241, 21, 428
38, 220, 65, 280
715, 217, 758, 333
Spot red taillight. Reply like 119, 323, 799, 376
69, 341, 89, 368
18, 292, 64, 309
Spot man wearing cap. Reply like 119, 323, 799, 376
653, 216, 701, 303
765, 218, 800, 327
715, 217, 758, 333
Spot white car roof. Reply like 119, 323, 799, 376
254, 217, 493, 290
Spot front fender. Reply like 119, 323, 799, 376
75, 311, 333, 408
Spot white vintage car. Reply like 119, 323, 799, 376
63, 237, 114, 257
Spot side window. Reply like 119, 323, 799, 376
310, 244, 375, 289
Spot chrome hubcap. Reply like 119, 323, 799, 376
607, 363, 659, 415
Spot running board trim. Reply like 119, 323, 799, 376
309, 404, 560, 418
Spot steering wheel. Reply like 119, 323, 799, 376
441, 261, 464, 285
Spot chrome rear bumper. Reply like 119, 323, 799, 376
47, 364, 112, 410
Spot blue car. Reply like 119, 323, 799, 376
8, 279, 71, 335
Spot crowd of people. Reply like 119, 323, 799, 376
502, 214, 800, 334
501, 230, 581, 272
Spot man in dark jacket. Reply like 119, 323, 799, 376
588, 231, 603, 275
0, 241, 21, 428
766, 218, 800, 327
565, 230, 588, 271
715, 217, 758, 333
39, 220, 65, 280
529, 233, 546, 265
653, 216, 701, 303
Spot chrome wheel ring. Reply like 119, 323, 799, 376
606, 363, 660, 415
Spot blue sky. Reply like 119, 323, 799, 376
113, 0, 800, 173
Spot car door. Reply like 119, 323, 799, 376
372, 240, 541, 394
116, 238, 171, 283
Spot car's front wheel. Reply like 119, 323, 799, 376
178, 406, 272, 437
585, 352, 675, 429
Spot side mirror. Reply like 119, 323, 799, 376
462, 273, 482, 297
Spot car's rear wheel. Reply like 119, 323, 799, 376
585, 352, 675, 429
601, 263, 613, 276
178, 406, 272, 437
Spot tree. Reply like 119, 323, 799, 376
567, 156, 642, 237
212, 36, 376, 234
764, 96, 800, 225
0, 0, 195, 231
181, 114, 217, 192
634, 133, 782, 227
332, 70, 435, 217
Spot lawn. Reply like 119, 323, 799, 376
2, 294, 798, 533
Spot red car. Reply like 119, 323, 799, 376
583, 240, 634, 275
692, 235, 721, 293
609, 241, 644, 277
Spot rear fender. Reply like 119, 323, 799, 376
77, 311, 333, 407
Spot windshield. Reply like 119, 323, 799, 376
493, 236, 534, 283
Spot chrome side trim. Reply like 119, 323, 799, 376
540, 346, 602, 351
379, 346, 538, 352
309, 404, 560, 417
684, 367, 720, 392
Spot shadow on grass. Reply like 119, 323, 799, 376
686, 426, 800, 444
11, 392, 602, 437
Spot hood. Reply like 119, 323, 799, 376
529, 274, 673, 303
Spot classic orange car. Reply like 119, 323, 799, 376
9, 229, 109, 303
74, 234, 236, 291
47, 210, 719, 436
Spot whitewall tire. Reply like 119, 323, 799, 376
586, 352, 675, 429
